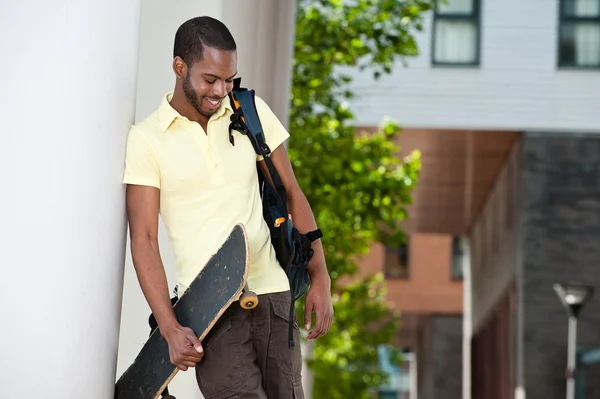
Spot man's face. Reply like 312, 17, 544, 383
182, 47, 237, 117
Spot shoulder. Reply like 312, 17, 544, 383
125, 109, 165, 156
130, 110, 162, 140
251, 94, 289, 150
253, 95, 277, 121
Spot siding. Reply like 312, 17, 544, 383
345, 1, 600, 132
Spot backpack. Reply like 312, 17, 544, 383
227, 77, 323, 349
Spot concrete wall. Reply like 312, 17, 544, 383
116, 1, 297, 398
345, 2, 600, 132
470, 138, 521, 333
520, 132, 600, 399
1, 1, 141, 397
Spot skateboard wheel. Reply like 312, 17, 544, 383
240, 291, 259, 309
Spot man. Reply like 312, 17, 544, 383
123, 16, 333, 398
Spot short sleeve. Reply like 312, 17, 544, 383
122, 126, 161, 189
254, 96, 290, 160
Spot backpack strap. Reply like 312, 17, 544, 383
228, 78, 288, 215
228, 78, 324, 349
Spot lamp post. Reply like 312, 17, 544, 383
553, 282, 595, 399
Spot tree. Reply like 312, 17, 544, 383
289, 0, 433, 397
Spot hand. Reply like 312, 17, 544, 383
162, 324, 204, 371
304, 274, 334, 341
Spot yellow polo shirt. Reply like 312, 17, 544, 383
123, 92, 290, 296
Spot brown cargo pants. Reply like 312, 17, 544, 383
194, 290, 305, 399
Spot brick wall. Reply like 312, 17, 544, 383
520, 132, 600, 398
359, 234, 463, 314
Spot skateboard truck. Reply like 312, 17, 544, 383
239, 283, 258, 310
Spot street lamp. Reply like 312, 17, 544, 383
553, 282, 595, 399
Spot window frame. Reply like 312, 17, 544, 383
431, 0, 482, 67
557, 0, 600, 69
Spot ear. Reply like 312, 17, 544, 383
173, 56, 187, 80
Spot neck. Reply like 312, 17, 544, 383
170, 85, 210, 128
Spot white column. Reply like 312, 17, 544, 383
462, 132, 474, 399
222, 0, 297, 127
462, 237, 473, 399
116, 2, 298, 399
0, 1, 141, 398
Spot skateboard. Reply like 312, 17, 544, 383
115, 223, 259, 399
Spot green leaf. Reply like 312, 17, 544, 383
290, 0, 432, 396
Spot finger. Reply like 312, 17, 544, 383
193, 341, 204, 354
181, 359, 199, 367
184, 330, 200, 345
309, 326, 321, 340
181, 342, 203, 355
181, 346, 204, 360
322, 312, 332, 336
176, 364, 189, 372
311, 306, 326, 340
307, 316, 321, 340
322, 313, 333, 337
311, 322, 325, 340
174, 354, 200, 367
178, 353, 204, 364
304, 299, 313, 331
311, 311, 333, 340
182, 354, 203, 364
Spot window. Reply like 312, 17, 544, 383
451, 236, 469, 280
432, 0, 481, 66
559, 0, 600, 67
385, 240, 409, 279
377, 346, 415, 399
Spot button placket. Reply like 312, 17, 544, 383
206, 118, 226, 185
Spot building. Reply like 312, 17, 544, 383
350, 0, 600, 398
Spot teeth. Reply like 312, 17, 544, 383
207, 98, 220, 106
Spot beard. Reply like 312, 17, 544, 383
182, 72, 216, 118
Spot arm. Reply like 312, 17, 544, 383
126, 184, 203, 370
126, 184, 176, 331
262, 145, 334, 340
263, 148, 329, 282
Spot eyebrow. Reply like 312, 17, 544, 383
204, 72, 238, 80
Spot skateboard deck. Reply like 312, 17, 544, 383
115, 223, 251, 399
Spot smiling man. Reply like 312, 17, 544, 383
122, 16, 333, 399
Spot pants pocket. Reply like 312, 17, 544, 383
195, 310, 244, 398
269, 294, 303, 377
293, 379, 305, 399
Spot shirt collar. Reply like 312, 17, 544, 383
158, 92, 233, 133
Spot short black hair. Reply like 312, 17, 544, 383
173, 16, 237, 66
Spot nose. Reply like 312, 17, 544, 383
212, 80, 226, 98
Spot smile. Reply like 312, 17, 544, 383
205, 98, 222, 107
